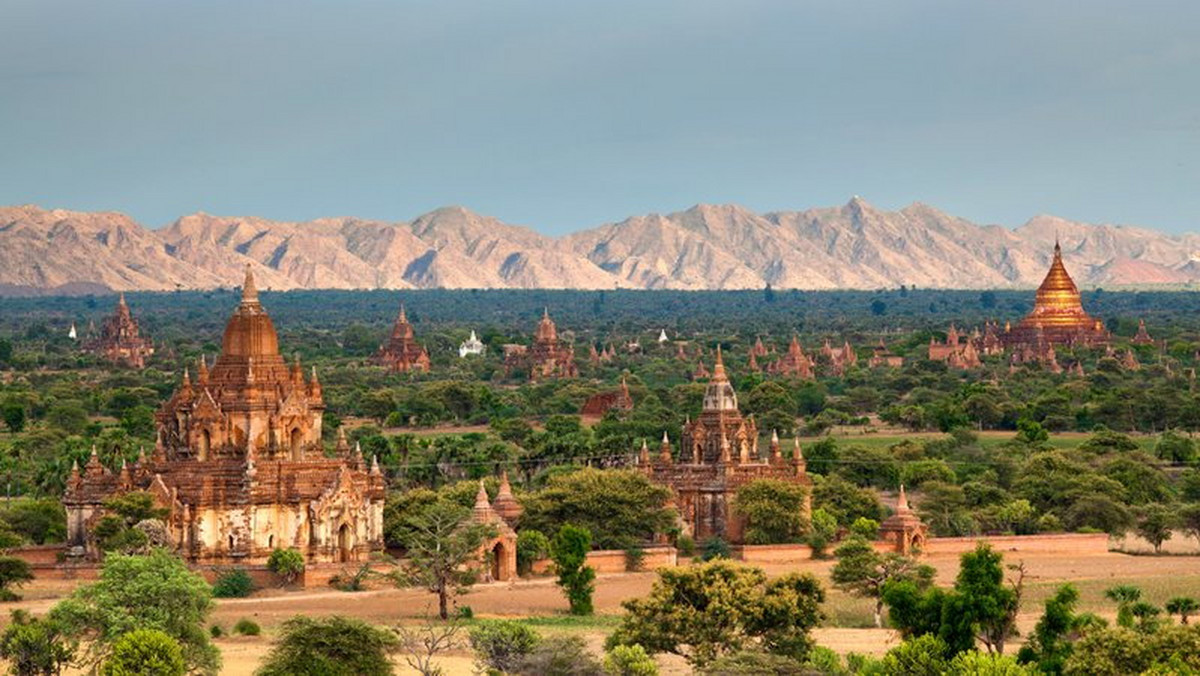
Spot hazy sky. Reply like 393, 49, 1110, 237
2, 1, 1198, 234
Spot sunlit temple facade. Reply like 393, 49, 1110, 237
64, 268, 386, 564
1003, 241, 1109, 350
639, 348, 811, 543
505, 309, 578, 380
373, 303, 431, 373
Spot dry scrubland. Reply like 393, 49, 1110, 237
3, 546, 1198, 675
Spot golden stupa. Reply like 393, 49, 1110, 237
1003, 241, 1109, 348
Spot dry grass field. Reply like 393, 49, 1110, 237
5, 546, 1198, 675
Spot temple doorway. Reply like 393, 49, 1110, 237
491, 542, 505, 581
338, 524, 352, 563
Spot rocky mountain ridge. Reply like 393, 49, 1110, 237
1, 199, 1196, 294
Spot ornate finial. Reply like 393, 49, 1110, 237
241, 264, 259, 304
543, 307, 550, 320
897, 484, 910, 512
639, 439, 650, 464
712, 345, 727, 380
370, 455, 381, 475
771, 429, 779, 444
474, 479, 490, 510
182, 367, 191, 388
197, 354, 208, 383
118, 291, 127, 307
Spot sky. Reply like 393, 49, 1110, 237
2, 0, 1198, 235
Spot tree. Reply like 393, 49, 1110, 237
0, 610, 76, 676
266, 548, 305, 585
512, 635, 605, 676
100, 629, 185, 676
1, 403, 25, 434
0, 557, 34, 602
1167, 597, 1199, 625
810, 474, 883, 526
603, 644, 658, 676
1155, 430, 1197, 463
607, 561, 825, 667
957, 545, 1023, 654
734, 479, 810, 544
399, 500, 495, 620
832, 535, 934, 627
395, 616, 464, 676
805, 509, 837, 558
1128, 601, 1162, 633
1017, 584, 1082, 674
516, 530, 551, 576
948, 651, 1035, 675
520, 469, 674, 550
552, 524, 596, 616
49, 549, 219, 674
0, 499, 68, 545
1135, 503, 1179, 554
879, 634, 949, 675
699, 650, 807, 674
255, 615, 400, 676
1104, 585, 1142, 628
469, 620, 540, 674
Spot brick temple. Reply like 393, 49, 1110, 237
505, 309, 578, 380
372, 303, 431, 373
83, 293, 154, 368
639, 347, 811, 543
64, 267, 386, 564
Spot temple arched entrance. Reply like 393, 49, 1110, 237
491, 541, 506, 581
337, 523, 352, 563
198, 430, 211, 461
290, 428, 303, 460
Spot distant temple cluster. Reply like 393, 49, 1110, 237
82, 293, 155, 368
65, 268, 386, 564
503, 309, 578, 380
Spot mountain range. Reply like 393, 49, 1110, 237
1, 199, 1197, 295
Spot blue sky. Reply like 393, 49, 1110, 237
2, 1, 1197, 234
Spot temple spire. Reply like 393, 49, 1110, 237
241, 264, 259, 304
712, 345, 727, 381
897, 484, 911, 512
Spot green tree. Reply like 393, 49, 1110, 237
957, 544, 1023, 654
734, 479, 810, 545
607, 561, 824, 667
255, 616, 400, 676
1135, 503, 1179, 553
0, 610, 76, 676
552, 524, 596, 615
1017, 584, 1083, 674
0, 499, 68, 545
100, 629, 185, 676
49, 549, 219, 674
1155, 430, 1197, 463
831, 536, 934, 628
399, 500, 495, 620
266, 548, 305, 585
879, 634, 949, 675
1166, 597, 1199, 625
1, 403, 25, 434
516, 530, 551, 577
805, 509, 837, 558
520, 469, 674, 550
0, 557, 34, 602
1104, 585, 1142, 628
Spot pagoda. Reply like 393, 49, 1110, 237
64, 267, 386, 564
372, 303, 431, 373
767, 335, 815, 379
580, 376, 634, 418
1003, 241, 1109, 350
1131, 319, 1154, 346
640, 348, 811, 543
83, 293, 154, 368
506, 309, 578, 380
879, 485, 928, 555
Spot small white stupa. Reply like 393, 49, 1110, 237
459, 330, 485, 358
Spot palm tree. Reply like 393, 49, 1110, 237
1105, 585, 1142, 628
1166, 596, 1200, 625
1129, 601, 1162, 632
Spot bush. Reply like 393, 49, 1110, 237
233, 618, 261, 636
700, 537, 730, 561
516, 530, 551, 576
100, 629, 185, 676
604, 644, 659, 675
455, 605, 474, 620
209, 625, 223, 638
266, 548, 305, 585
256, 615, 399, 676
675, 535, 696, 557
212, 569, 255, 598
624, 545, 646, 572
699, 650, 808, 674
469, 620, 540, 673
513, 635, 604, 676
0, 610, 76, 676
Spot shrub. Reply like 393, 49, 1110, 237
0, 609, 76, 676
513, 635, 604, 676
675, 535, 696, 557
624, 545, 646, 572
266, 548, 305, 586
700, 537, 730, 561
256, 615, 399, 676
699, 650, 808, 674
209, 625, 223, 638
516, 530, 551, 576
212, 569, 254, 598
233, 619, 261, 636
100, 629, 185, 676
806, 509, 838, 558
469, 620, 540, 673
604, 644, 659, 676
455, 605, 474, 620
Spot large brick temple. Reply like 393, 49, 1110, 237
64, 267, 386, 564
372, 303, 431, 373
83, 293, 154, 368
639, 347, 811, 543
